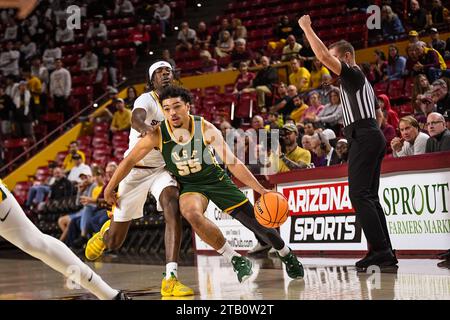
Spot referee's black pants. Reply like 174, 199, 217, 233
344, 119, 392, 252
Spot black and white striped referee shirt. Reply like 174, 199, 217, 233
338, 62, 379, 127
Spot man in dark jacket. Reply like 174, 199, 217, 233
252, 56, 278, 108
425, 112, 450, 153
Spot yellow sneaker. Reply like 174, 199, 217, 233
160, 273, 194, 297
85, 219, 111, 261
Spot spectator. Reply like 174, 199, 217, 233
12, 81, 35, 139
373, 49, 388, 83
110, 98, 132, 132
211, 18, 232, 45
346, 0, 370, 12
230, 38, 252, 69
50, 59, 72, 121
265, 111, 282, 130
176, 22, 197, 52
63, 141, 86, 172
431, 79, 450, 116
42, 39, 62, 71
381, 5, 405, 41
197, 50, 218, 74
25, 163, 58, 210
311, 132, 339, 166
272, 84, 298, 118
315, 87, 343, 132
162, 49, 176, 70
129, 22, 150, 57
154, 0, 171, 39
361, 62, 377, 85
334, 139, 349, 164
429, 0, 450, 26
233, 61, 255, 94
215, 30, 234, 58
23, 68, 42, 117
3, 18, 18, 41
281, 35, 302, 62
391, 116, 429, 157
0, 85, 14, 136
380, 109, 396, 154
43, 166, 74, 213
55, 20, 74, 44
412, 41, 448, 82
298, 33, 315, 70
0, 41, 20, 76
274, 123, 311, 172
80, 48, 99, 73
251, 56, 278, 108
429, 28, 446, 57
124, 86, 138, 110
274, 16, 294, 40
67, 153, 92, 183
425, 112, 450, 152
310, 57, 330, 89
303, 121, 319, 138
412, 74, 431, 111
97, 47, 118, 88
289, 95, 309, 124
377, 94, 399, 130
114, 0, 135, 16
20, 34, 37, 63
407, 0, 427, 32
408, 30, 420, 44
31, 56, 49, 95
196, 21, 211, 47
302, 91, 325, 122
220, 120, 240, 141
86, 18, 108, 41
386, 45, 406, 80
289, 57, 310, 93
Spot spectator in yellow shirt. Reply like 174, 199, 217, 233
289, 57, 310, 93
63, 141, 86, 171
23, 67, 42, 114
310, 57, 330, 89
273, 123, 311, 173
110, 98, 132, 132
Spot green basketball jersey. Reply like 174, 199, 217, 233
159, 115, 225, 185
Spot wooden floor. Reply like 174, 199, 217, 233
0, 254, 449, 300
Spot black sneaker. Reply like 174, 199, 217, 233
231, 256, 253, 283
278, 249, 304, 279
437, 259, 450, 269
113, 290, 132, 300
355, 251, 373, 269
355, 248, 398, 272
438, 249, 450, 260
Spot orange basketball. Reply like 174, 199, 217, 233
254, 192, 289, 228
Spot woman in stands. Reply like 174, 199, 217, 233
412, 74, 431, 112
124, 86, 138, 110
0, 179, 129, 299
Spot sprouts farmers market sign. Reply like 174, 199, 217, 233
277, 170, 450, 251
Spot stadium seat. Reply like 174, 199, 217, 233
92, 136, 110, 148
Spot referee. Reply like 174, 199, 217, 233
299, 16, 397, 270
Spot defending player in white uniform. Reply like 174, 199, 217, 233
85, 61, 194, 297
0, 180, 129, 300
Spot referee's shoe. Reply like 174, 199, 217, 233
355, 248, 398, 272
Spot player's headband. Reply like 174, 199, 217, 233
148, 61, 172, 81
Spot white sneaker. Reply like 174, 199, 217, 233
247, 242, 271, 254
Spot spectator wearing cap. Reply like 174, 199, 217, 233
289, 57, 310, 93
381, 5, 405, 41
110, 98, 132, 133
408, 0, 427, 32
67, 154, 92, 183
310, 132, 338, 167
408, 30, 420, 44
412, 41, 448, 82
334, 139, 349, 164
114, 0, 135, 16
315, 87, 343, 133
431, 79, 450, 116
50, 59, 72, 121
391, 116, 429, 157
63, 141, 86, 172
386, 45, 406, 81
0, 41, 20, 76
281, 35, 302, 62
425, 112, 450, 152
12, 81, 35, 139
86, 18, 108, 41
0, 85, 14, 136
80, 48, 99, 74
273, 123, 311, 173
429, 28, 447, 57
97, 47, 118, 87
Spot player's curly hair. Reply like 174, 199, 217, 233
159, 85, 193, 104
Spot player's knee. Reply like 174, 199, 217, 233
181, 209, 202, 227
160, 187, 180, 211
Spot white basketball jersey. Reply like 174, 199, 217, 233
125, 91, 165, 167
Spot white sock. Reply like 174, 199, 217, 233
277, 245, 290, 257
0, 194, 119, 300
166, 262, 178, 279
217, 241, 240, 262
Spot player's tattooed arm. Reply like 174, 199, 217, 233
203, 120, 269, 195
131, 108, 154, 137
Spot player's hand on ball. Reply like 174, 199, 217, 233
298, 15, 312, 30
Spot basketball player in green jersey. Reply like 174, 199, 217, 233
104, 85, 304, 283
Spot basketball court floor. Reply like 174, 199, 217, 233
0, 251, 449, 300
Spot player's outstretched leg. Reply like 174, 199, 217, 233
179, 193, 253, 283
159, 186, 194, 296
231, 202, 304, 279
0, 185, 129, 300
